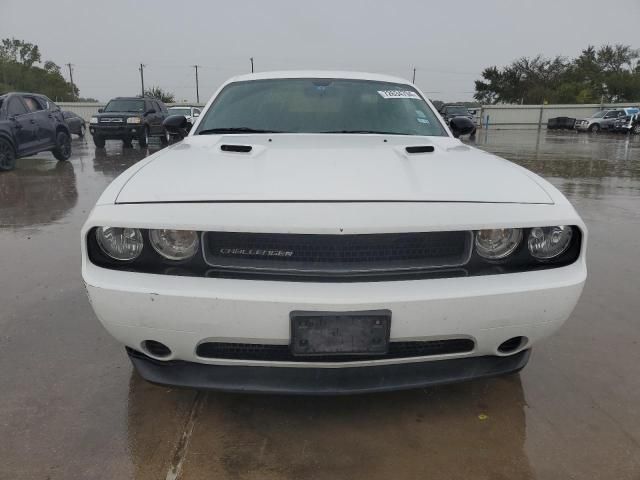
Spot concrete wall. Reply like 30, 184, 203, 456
57, 102, 205, 122
478, 103, 640, 130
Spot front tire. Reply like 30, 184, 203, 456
632, 124, 640, 135
138, 127, 149, 147
0, 138, 17, 171
52, 131, 72, 161
93, 135, 106, 148
589, 124, 600, 133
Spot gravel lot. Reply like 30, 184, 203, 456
1, 130, 639, 479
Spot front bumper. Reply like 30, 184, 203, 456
128, 347, 531, 394
90, 124, 144, 139
575, 122, 590, 131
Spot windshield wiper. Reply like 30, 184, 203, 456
198, 127, 284, 135
319, 130, 410, 135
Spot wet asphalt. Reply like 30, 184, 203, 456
1, 130, 639, 479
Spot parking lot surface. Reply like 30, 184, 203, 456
1, 130, 639, 479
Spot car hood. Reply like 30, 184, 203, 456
115, 134, 553, 204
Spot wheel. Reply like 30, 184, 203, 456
160, 129, 170, 146
52, 131, 72, 161
0, 138, 17, 171
122, 138, 133, 148
93, 135, 105, 148
632, 124, 640, 135
79, 124, 86, 138
138, 127, 149, 147
589, 124, 600, 133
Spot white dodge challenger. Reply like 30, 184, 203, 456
81, 71, 586, 394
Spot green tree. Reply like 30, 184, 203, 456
474, 44, 640, 104
144, 86, 175, 103
0, 37, 77, 101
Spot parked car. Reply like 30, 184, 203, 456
547, 117, 576, 130
167, 105, 201, 125
82, 71, 586, 394
0, 92, 72, 172
439, 104, 476, 137
89, 97, 170, 148
63, 111, 86, 137
575, 108, 638, 132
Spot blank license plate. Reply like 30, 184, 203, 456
290, 310, 391, 356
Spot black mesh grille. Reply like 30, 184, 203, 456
196, 339, 475, 362
203, 231, 471, 278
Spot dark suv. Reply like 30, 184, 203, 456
0, 92, 72, 171
89, 97, 170, 148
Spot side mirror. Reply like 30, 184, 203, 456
163, 115, 191, 138
98, 108, 103, 113
193, 112, 200, 118
449, 117, 475, 138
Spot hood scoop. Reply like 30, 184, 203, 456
405, 145, 434, 154
221, 144, 252, 153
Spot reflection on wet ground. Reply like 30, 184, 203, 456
0, 132, 639, 479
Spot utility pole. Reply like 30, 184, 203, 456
412, 67, 416, 84
139, 63, 145, 97
193, 65, 200, 103
250, 57, 254, 73
66, 63, 75, 100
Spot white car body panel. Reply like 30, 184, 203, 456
114, 135, 552, 204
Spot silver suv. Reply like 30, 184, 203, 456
575, 109, 630, 133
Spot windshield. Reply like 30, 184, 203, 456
196, 78, 447, 136
591, 111, 606, 118
168, 107, 191, 116
104, 99, 145, 113
445, 106, 469, 115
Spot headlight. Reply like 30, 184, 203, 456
528, 226, 573, 259
475, 228, 522, 260
90, 116, 98, 124
126, 117, 142, 124
96, 227, 144, 261
149, 229, 199, 261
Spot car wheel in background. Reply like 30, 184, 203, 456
0, 138, 16, 171
93, 135, 106, 148
79, 124, 86, 138
138, 127, 149, 147
589, 124, 600, 133
52, 131, 72, 161
633, 124, 640, 135
123, 138, 133, 148
160, 129, 170, 146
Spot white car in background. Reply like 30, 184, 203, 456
81, 71, 587, 394
167, 105, 201, 125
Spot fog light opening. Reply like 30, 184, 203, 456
142, 340, 172, 358
498, 336, 527, 354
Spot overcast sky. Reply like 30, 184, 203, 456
3, 0, 640, 103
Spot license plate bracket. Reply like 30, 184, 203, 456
290, 310, 391, 356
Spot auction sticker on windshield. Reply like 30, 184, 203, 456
378, 90, 421, 99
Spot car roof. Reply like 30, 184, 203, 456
227, 70, 412, 85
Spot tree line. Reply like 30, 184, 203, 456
0, 37, 177, 103
0, 38, 90, 101
474, 44, 640, 105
